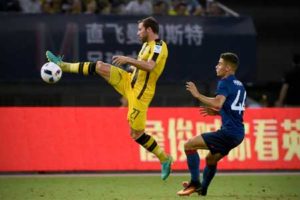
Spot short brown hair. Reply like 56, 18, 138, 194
138, 17, 159, 34
221, 52, 239, 70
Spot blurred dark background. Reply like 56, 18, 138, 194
0, 0, 299, 107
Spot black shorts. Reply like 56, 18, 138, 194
202, 129, 244, 156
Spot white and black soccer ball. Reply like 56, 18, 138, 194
40, 62, 62, 84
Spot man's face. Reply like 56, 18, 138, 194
137, 22, 148, 43
216, 58, 229, 77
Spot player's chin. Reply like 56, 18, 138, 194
139, 37, 147, 43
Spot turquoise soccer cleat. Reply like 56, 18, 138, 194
161, 156, 173, 180
46, 50, 63, 66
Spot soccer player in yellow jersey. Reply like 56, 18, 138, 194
46, 17, 172, 180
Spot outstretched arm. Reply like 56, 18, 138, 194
186, 81, 226, 111
112, 56, 155, 72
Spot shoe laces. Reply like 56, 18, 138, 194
57, 55, 64, 62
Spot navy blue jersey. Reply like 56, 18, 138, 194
216, 75, 246, 135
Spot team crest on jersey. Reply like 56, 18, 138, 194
154, 45, 162, 53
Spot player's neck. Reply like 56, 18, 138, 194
221, 72, 235, 79
147, 34, 159, 43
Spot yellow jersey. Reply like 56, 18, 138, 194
130, 39, 168, 99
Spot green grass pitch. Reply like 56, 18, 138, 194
0, 173, 299, 200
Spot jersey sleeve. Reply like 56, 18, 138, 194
216, 80, 229, 97
148, 40, 164, 64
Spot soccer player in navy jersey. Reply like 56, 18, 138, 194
177, 52, 247, 196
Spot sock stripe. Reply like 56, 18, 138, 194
83, 62, 89, 75
147, 141, 157, 151
135, 133, 150, 145
79, 62, 84, 75
89, 62, 96, 75
135, 133, 168, 163
185, 150, 197, 155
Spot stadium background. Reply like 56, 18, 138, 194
0, 0, 300, 199
0, 0, 299, 107
0, 0, 300, 200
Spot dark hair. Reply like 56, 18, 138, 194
138, 17, 159, 34
220, 52, 239, 70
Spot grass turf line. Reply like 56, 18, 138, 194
0, 175, 299, 200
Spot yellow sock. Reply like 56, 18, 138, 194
59, 62, 78, 73
60, 62, 96, 75
136, 133, 168, 162
152, 145, 168, 163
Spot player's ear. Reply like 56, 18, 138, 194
225, 62, 232, 70
227, 65, 233, 71
225, 64, 232, 72
146, 27, 152, 33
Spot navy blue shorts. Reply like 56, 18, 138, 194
202, 129, 244, 155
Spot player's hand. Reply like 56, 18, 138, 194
199, 106, 219, 116
112, 55, 128, 66
186, 81, 201, 99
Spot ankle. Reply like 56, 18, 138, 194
191, 180, 201, 186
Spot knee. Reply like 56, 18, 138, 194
130, 129, 144, 140
184, 139, 193, 151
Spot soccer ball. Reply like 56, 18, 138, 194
40, 62, 62, 83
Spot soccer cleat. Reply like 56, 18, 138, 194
177, 181, 204, 196
181, 181, 207, 196
161, 156, 173, 180
46, 50, 63, 66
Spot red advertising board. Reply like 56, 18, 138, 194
0, 107, 299, 172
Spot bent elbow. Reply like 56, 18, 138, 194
147, 64, 155, 72
212, 95, 225, 111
